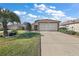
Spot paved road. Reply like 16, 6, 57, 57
40, 31, 79, 56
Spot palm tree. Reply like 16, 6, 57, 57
0, 8, 20, 36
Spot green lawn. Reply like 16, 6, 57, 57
0, 31, 41, 56
17, 30, 26, 34
0, 31, 3, 35
0, 30, 26, 35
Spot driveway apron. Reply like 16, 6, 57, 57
40, 31, 79, 56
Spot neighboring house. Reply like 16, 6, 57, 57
60, 19, 79, 32
32, 22, 38, 31
32, 19, 60, 31
0, 23, 23, 30
8, 23, 23, 30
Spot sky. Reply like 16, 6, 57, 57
0, 3, 79, 23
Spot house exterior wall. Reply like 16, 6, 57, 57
8, 24, 23, 30
32, 25, 34, 30
66, 23, 79, 32
32, 25, 38, 31
8, 25, 19, 30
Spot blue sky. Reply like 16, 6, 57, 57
0, 3, 79, 23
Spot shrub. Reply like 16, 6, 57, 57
59, 28, 77, 35
59, 28, 67, 33
16, 32, 40, 39
66, 30, 76, 35
9, 30, 18, 36
0, 35, 3, 37
76, 32, 79, 36
18, 27, 25, 30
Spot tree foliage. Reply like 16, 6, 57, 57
0, 8, 20, 36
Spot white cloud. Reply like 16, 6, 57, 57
45, 9, 76, 20
28, 14, 37, 18
52, 13, 65, 17
45, 8, 77, 21
13, 4, 77, 23
45, 9, 54, 13
34, 4, 56, 12
14, 11, 27, 15
49, 6, 56, 9
52, 15, 77, 21
46, 9, 64, 15
34, 4, 65, 18
46, 9, 65, 17
65, 16, 77, 20
32, 4, 77, 22
34, 4, 47, 11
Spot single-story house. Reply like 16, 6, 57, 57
60, 19, 79, 32
32, 19, 60, 31
0, 23, 24, 30
8, 23, 23, 30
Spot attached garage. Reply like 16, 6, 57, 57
39, 23, 58, 31
32, 19, 60, 31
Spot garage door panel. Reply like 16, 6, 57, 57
39, 23, 58, 31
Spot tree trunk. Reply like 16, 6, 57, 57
2, 20, 8, 37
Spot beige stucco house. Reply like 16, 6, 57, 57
60, 19, 79, 32
0, 19, 60, 31
32, 19, 60, 31
0, 23, 23, 30
8, 23, 23, 30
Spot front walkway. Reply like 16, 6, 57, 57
40, 31, 79, 56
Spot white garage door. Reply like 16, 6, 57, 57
39, 23, 58, 31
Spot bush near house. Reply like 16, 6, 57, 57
59, 28, 77, 35
59, 28, 67, 33
9, 30, 18, 36
66, 30, 76, 35
76, 32, 79, 36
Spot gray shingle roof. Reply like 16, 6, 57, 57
61, 19, 79, 26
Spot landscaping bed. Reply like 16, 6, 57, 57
0, 31, 41, 56
59, 28, 79, 36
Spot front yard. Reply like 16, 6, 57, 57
0, 31, 41, 56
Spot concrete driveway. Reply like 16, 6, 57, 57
40, 31, 79, 56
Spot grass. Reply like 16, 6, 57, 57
0, 31, 3, 35
17, 30, 26, 34
0, 30, 41, 56
0, 30, 26, 35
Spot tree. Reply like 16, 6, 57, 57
23, 22, 32, 31
0, 8, 20, 36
